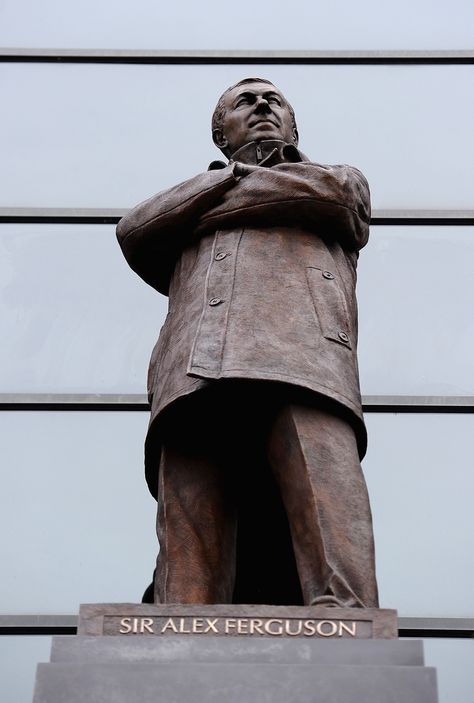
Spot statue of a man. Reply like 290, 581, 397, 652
117, 78, 378, 608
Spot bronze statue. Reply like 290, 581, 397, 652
117, 78, 378, 608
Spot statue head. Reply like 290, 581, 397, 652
212, 78, 299, 158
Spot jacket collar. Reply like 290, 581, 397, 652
208, 140, 309, 171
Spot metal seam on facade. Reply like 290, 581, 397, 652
1, 208, 474, 225
0, 394, 473, 411
1, 48, 474, 64
1, 614, 473, 638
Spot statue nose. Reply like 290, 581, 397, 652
255, 97, 271, 112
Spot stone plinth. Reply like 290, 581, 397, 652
51, 634, 424, 666
32, 604, 439, 703
78, 602, 398, 639
34, 660, 438, 703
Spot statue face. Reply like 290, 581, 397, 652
215, 81, 297, 156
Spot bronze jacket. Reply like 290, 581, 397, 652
117, 141, 370, 496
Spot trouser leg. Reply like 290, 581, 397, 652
266, 404, 378, 608
154, 437, 237, 604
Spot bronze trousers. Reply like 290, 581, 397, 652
154, 382, 378, 607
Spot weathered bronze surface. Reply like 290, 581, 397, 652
117, 78, 378, 607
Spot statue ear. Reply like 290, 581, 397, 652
212, 129, 228, 150
292, 127, 299, 145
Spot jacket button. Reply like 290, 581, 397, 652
209, 297, 223, 306
323, 271, 335, 280
215, 252, 228, 261
338, 331, 349, 343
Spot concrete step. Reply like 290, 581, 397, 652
50, 634, 425, 666
33, 661, 438, 703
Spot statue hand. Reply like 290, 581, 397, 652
233, 162, 262, 178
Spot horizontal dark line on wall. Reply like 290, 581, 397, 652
0, 208, 125, 225
0, 615, 473, 638
0, 615, 78, 636
373, 216, 474, 226
0, 394, 149, 411
398, 617, 474, 639
1, 48, 474, 64
1, 208, 473, 226
0, 395, 473, 413
363, 396, 474, 413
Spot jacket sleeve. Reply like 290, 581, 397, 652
116, 165, 238, 294
196, 162, 371, 252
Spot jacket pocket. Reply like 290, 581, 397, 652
306, 266, 352, 349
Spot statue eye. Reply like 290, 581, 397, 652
235, 95, 253, 107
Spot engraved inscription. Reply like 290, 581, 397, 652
119, 617, 154, 634
106, 616, 369, 638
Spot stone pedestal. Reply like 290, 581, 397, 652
32, 604, 438, 702
77, 602, 398, 639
